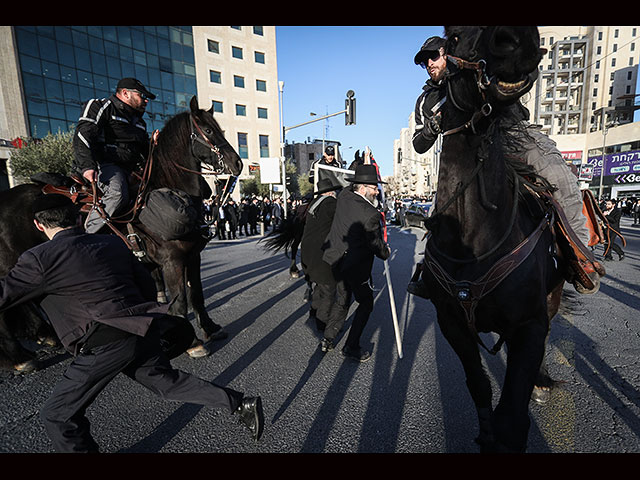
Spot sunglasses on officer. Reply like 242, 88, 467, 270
419, 50, 442, 68
128, 89, 150, 101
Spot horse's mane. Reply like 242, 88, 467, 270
153, 111, 192, 179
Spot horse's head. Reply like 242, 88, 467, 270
189, 96, 243, 176
443, 26, 545, 118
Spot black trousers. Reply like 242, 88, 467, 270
604, 230, 624, 258
40, 316, 243, 453
328, 264, 375, 350
312, 281, 350, 341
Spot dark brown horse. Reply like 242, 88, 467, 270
0, 96, 242, 372
418, 26, 564, 452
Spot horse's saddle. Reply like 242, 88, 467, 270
31, 171, 141, 217
31, 171, 148, 259
537, 188, 606, 292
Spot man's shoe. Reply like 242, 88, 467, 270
619, 253, 624, 261
407, 280, 430, 299
604, 256, 614, 261
321, 338, 334, 353
341, 346, 371, 362
235, 396, 264, 441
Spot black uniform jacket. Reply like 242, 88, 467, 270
72, 94, 149, 175
412, 78, 447, 154
322, 188, 390, 284
0, 227, 168, 354
301, 194, 337, 285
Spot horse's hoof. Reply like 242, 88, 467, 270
290, 271, 300, 279
186, 343, 211, 358
531, 385, 551, 404
14, 359, 39, 374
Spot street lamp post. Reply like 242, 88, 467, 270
598, 123, 608, 200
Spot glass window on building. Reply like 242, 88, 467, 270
212, 100, 223, 113
234, 75, 245, 88
259, 134, 269, 158
254, 51, 265, 64
256, 79, 266, 92
257, 107, 268, 119
238, 132, 248, 159
208, 39, 219, 53
232, 46, 243, 59
236, 104, 247, 116
210, 70, 221, 84
253, 26, 264, 36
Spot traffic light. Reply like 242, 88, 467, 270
345, 90, 356, 126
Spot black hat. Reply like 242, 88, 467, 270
414, 36, 446, 65
32, 193, 73, 217
325, 145, 335, 155
116, 77, 156, 100
314, 177, 342, 195
347, 164, 386, 185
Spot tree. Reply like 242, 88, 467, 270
8, 131, 74, 183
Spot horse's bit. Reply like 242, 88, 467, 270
186, 115, 226, 175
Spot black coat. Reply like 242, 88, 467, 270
322, 188, 390, 284
301, 194, 337, 285
72, 94, 149, 175
0, 227, 168, 354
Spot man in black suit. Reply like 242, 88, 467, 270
322, 165, 391, 362
300, 178, 345, 351
0, 194, 263, 452
603, 198, 625, 261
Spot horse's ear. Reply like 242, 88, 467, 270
354, 149, 360, 161
190, 96, 199, 113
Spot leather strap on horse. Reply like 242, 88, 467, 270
424, 209, 554, 354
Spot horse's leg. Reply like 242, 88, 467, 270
185, 251, 227, 342
493, 316, 549, 452
289, 238, 301, 278
533, 282, 564, 404
150, 268, 168, 304
436, 308, 495, 450
0, 308, 40, 374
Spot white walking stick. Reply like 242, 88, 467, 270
384, 258, 403, 359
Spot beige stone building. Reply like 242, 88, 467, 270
192, 26, 281, 197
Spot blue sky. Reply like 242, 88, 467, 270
275, 26, 444, 177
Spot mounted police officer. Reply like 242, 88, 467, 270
412, 36, 448, 154
407, 36, 601, 298
72, 78, 156, 234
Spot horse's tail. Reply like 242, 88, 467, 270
260, 215, 303, 258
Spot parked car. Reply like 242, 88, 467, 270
403, 202, 432, 228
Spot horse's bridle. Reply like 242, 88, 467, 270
186, 114, 227, 175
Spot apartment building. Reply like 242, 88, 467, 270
392, 111, 439, 198
522, 26, 640, 135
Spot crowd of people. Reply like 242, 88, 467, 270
203, 196, 305, 240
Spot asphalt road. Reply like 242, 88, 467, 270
1, 216, 639, 454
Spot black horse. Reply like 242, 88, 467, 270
418, 26, 564, 452
0, 96, 242, 372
